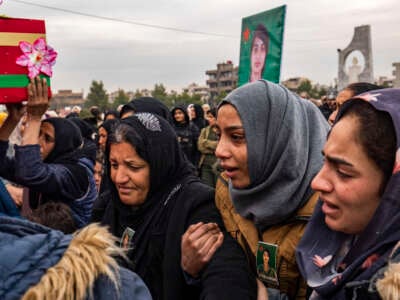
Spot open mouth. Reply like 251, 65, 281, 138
322, 200, 340, 216
223, 167, 239, 178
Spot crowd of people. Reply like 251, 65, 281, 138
1, 76, 400, 300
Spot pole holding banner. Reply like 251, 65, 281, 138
238, 5, 286, 86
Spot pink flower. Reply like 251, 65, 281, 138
16, 37, 57, 78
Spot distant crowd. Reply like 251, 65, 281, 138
1, 77, 400, 300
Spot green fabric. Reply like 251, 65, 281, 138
0, 74, 50, 88
238, 5, 286, 85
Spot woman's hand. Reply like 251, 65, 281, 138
6, 184, 23, 207
181, 222, 224, 277
27, 77, 49, 120
257, 279, 269, 300
21, 77, 49, 146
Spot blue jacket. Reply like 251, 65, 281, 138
0, 141, 95, 228
0, 216, 151, 300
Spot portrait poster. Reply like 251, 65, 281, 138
120, 227, 135, 249
238, 5, 286, 86
256, 241, 279, 286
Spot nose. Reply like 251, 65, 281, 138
328, 110, 337, 126
113, 166, 129, 185
311, 164, 333, 194
215, 136, 230, 160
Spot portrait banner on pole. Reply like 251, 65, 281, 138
238, 5, 286, 86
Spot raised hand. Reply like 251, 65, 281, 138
27, 76, 49, 120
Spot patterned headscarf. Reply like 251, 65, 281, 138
296, 89, 400, 299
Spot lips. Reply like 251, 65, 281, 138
321, 199, 340, 217
118, 186, 133, 194
221, 164, 239, 178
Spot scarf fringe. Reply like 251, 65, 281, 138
22, 223, 124, 300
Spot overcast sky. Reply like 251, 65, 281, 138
1, 0, 400, 94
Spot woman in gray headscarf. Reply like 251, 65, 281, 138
181, 80, 329, 299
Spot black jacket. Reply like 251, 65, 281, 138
171, 107, 200, 166
100, 178, 256, 300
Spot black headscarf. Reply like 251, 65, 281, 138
97, 119, 121, 195
120, 97, 173, 124
41, 118, 83, 164
29, 118, 87, 209
104, 110, 119, 120
102, 113, 195, 272
171, 106, 190, 127
191, 103, 207, 130
68, 117, 97, 164
99, 119, 120, 136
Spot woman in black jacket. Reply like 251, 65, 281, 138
171, 106, 200, 167
98, 112, 256, 300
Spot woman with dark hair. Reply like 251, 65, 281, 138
188, 103, 208, 130
69, 117, 97, 164
328, 82, 381, 125
104, 110, 119, 120
171, 106, 199, 166
92, 119, 120, 221
250, 24, 269, 82
0, 77, 96, 228
296, 89, 400, 299
198, 108, 219, 187
120, 97, 173, 124
97, 113, 256, 300
98, 119, 120, 153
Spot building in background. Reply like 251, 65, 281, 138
183, 83, 209, 103
377, 76, 394, 88
281, 77, 310, 91
108, 90, 134, 104
206, 61, 238, 101
51, 90, 84, 111
393, 62, 400, 88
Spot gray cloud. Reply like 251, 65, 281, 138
1, 0, 399, 93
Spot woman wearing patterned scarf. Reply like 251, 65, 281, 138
98, 113, 256, 300
296, 88, 400, 299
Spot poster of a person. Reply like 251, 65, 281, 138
257, 242, 279, 286
120, 227, 135, 249
250, 24, 269, 82
238, 5, 286, 86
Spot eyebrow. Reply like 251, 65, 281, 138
322, 151, 354, 167
224, 125, 244, 131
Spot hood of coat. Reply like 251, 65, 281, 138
0, 216, 128, 300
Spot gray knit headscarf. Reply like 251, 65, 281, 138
220, 80, 329, 231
